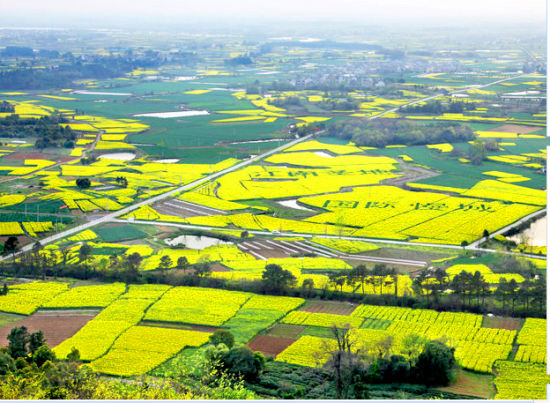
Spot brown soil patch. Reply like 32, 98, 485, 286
491, 124, 541, 134
435, 369, 494, 399
211, 263, 229, 272
248, 335, 296, 357
139, 320, 217, 333
482, 315, 523, 331
3, 152, 73, 163
0, 311, 97, 348
4, 152, 52, 160
267, 324, 305, 338
0, 235, 33, 247
300, 300, 357, 315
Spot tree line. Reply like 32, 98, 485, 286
400, 100, 476, 114
323, 325, 456, 398
1, 239, 545, 318
0, 101, 14, 113
0, 51, 199, 90
327, 118, 475, 147
0, 114, 75, 149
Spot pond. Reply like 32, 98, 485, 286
134, 110, 209, 118
277, 199, 315, 212
98, 152, 136, 161
165, 234, 230, 249
510, 216, 546, 246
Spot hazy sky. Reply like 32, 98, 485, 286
1, 0, 546, 27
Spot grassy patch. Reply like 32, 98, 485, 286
95, 225, 148, 242
435, 369, 494, 399
301, 325, 337, 338
0, 312, 23, 328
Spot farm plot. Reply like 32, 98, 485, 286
153, 198, 227, 218
0, 282, 69, 315
493, 360, 549, 399
223, 294, 304, 344
144, 287, 250, 326
0, 311, 97, 348
299, 185, 540, 244
53, 298, 154, 361
299, 300, 358, 315
95, 225, 148, 242
90, 326, 210, 376
214, 163, 401, 201
247, 335, 296, 357
42, 283, 126, 309
52, 284, 170, 361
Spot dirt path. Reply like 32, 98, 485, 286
384, 164, 439, 188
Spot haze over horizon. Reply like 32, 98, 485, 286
0, 0, 546, 30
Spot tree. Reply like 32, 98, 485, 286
329, 272, 346, 293
261, 264, 296, 294
7, 326, 30, 359
217, 346, 265, 382
67, 347, 81, 362
386, 266, 399, 296
531, 275, 545, 315
471, 271, 484, 306
32, 241, 43, 269
413, 340, 456, 386
0, 283, 8, 296
109, 253, 119, 269
32, 345, 56, 367
507, 279, 519, 313
76, 178, 91, 189
450, 271, 470, 305
28, 330, 46, 354
0, 352, 15, 375
209, 329, 235, 349
60, 244, 71, 268
124, 252, 143, 272
301, 278, 314, 298
158, 255, 173, 272
401, 333, 427, 362
176, 256, 189, 272
495, 278, 509, 309
3, 236, 19, 260
347, 264, 369, 294
324, 325, 369, 399
78, 243, 93, 263
432, 267, 448, 301
372, 264, 388, 294
468, 139, 487, 165
120, 252, 142, 283
194, 262, 211, 277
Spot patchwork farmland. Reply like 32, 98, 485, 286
0, 20, 547, 400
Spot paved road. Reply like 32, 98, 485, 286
467, 208, 546, 249
1, 72, 534, 258
1, 131, 317, 259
